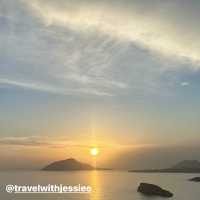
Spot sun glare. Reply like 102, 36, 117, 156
90, 147, 99, 156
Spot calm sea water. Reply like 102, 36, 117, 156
0, 171, 199, 200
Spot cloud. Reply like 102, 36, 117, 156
0, 78, 61, 94
0, 1, 128, 97
62, 74, 127, 89
0, 136, 52, 147
181, 82, 190, 86
0, 78, 113, 96
0, 136, 89, 148
0, 136, 130, 149
23, 0, 200, 67
1, 0, 198, 98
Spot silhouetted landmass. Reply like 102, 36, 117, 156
42, 158, 113, 171
43, 158, 93, 171
137, 183, 173, 198
172, 160, 200, 169
129, 160, 200, 173
189, 177, 200, 182
96, 168, 113, 171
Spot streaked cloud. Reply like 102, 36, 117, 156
24, 0, 200, 66
0, 0, 199, 97
0, 78, 62, 94
0, 136, 53, 147
0, 136, 134, 149
62, 74, 127, 89
0, 78, 113, 96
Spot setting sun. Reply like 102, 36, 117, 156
90, 147, 99, 156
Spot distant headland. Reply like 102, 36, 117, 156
129, 160, 200, 173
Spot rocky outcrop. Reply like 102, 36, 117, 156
137, 183, 173, 198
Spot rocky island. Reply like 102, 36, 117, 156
42, 158, 93, 171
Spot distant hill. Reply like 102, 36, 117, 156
172, 160, 200, 169
129, 160, 200, 173
43, 158, 93, 171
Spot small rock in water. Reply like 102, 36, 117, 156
137, 183, 173, 198
189, 177, 200, 182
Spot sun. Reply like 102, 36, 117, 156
90, 147, 99, 156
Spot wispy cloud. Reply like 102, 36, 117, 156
0, 78, 113, 96
0, 136, 52, 147
62, 74, 127, 89
0, 136, 91, 148
0, 136, 131, 149
0, 1, 128, 97
0, 78, 61, 94
24, 0, 200, 66
1, 0, 198, 98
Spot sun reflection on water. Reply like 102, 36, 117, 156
90, 170, 101, 200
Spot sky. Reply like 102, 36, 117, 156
0, 0, 200, 169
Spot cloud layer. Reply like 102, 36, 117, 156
25, 0, 200, 65
1, 0, 199, 97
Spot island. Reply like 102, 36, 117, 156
42, 158, 113, 171
42, 158, 94, 171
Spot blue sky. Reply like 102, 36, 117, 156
0, 0, 200, 168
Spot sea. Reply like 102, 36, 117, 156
0, 171, 199, 200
